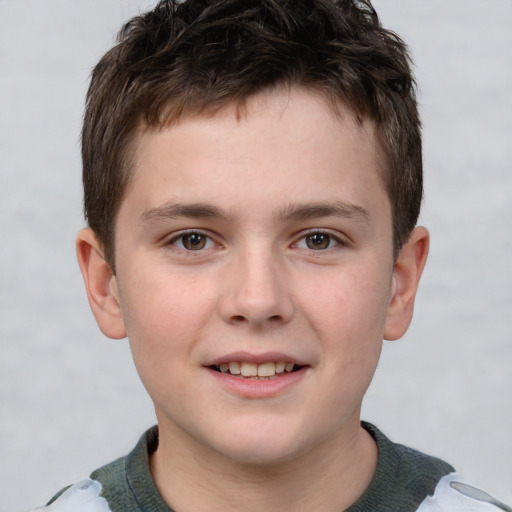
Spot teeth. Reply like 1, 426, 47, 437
217, 361, 298, 377
240, 362, 258, 377
275, 361, 286, 373
228, 361, 241, 375
257, 362, 275, 377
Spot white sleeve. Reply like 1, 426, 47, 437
33, 480, 111, 512
416, 473, 511, 512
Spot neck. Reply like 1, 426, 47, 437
150, 416, 378, 512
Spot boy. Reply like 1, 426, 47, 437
40, 0, 510, 511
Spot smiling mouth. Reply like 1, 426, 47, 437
210, 361, 304, 379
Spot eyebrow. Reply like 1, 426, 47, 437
139, 200, 370, 225
276, 201, 371, 223
139, 202, 233, 225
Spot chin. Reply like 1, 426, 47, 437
206, 423, 318, 467
220, 442, 304, 467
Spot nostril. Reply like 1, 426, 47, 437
229, 314, 283, 325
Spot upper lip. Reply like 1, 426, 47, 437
205, 351, 309, 367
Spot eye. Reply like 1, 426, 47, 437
296, 232, 341, 251
170, 231, 215, 251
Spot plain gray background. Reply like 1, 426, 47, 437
1, 1, 511, 510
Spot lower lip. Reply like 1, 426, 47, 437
205, 367, 309, 398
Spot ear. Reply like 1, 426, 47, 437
76, 228, 127, 339
384, 226, 429, 341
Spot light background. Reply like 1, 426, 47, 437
1, 1, 510, 510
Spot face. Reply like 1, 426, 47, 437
104, 89, 399, 465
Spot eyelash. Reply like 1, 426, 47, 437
167, 231, 216, 252
294, 230, 345, 251
166, 229, 345, 253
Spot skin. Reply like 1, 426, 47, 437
77, 87, 429, 512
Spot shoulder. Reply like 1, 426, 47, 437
41, 457, 131, 512
417, 473, 512, 512
41, 427, 162, 512
37, 480, 111, 512
366, 422, 456, 495
89, 455, 132, 506
349, 423, 511, 512
348, 422, 454, 511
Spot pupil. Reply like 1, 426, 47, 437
184, 233, 206, 250
307, 233, 330, 250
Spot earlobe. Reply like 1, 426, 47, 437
76, 228, 127, 339
384, 227, 429, 341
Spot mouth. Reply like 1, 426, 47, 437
209, 361, 305, 380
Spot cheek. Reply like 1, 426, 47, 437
302, 265, 391, 359
118, 272, 212, 373
122, 267, 202, 330
121, 286, 205, 408
313, 266, 391, 325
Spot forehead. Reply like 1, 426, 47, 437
122, 87, 390, 226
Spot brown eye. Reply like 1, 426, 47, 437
305, 233, 332, 250
180, 233, 208, 250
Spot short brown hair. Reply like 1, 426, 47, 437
82, 0, 422, 268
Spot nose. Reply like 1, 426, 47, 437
218, 245, 294, 328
